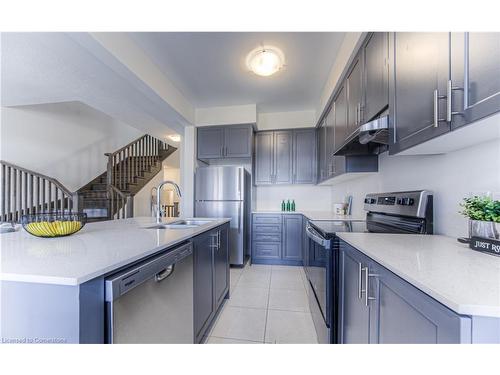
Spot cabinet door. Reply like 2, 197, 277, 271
317, 120, 327, 182
333, 85, 348, 153
347, 56, 363, 134
450, 32, 500, 129
254, 132, 274, 185
274, 131, 293, 184
193, 231, 215, 340
282, 215, 303, 261
340, 246, 371, 344
363, 32, 389, 121
197, 127, 224, 159
372, 263, 469, 344
213, 226, 229, 308
325, 104, 335, 179
293, 129, 316, 184
389, 32, 450, 154
224, 125, 253, 158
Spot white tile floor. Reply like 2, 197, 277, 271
206, 263, 318, 344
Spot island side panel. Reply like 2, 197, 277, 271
1, 280, 80, 344
471, 316, 500, 344
79, 277, 105, 344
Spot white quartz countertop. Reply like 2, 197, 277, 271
336, 233, 500, 318
0, 217, 230, 286
252, 210, 364, 221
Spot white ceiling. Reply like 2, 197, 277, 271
131, 32, 345, 113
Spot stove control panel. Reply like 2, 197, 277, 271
363, 190, 432, 218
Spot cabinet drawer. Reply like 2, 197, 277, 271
253, 242, 281, 259
252, 233, 281, 243
252, 224, 281, 234
253, 214, 282, 224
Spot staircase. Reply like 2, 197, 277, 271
78, 134, 177, 222
0, 134, 177, 223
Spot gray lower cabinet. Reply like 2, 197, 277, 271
363, 32, 389, 122
282, 215, 303, 261
197, 124, 253, 160
339, 241, 472, 344
450, 32, 500, 129
252, 213, 303, 265
193, 224, 229, 343
254, 128, 316, 185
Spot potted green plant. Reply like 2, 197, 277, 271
460, 194, 500, 240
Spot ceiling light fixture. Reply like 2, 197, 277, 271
167, 134, 181, 142
246, 46, 285, 77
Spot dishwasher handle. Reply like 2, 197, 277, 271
105, 242, 192, 302
306, 223, 331, 248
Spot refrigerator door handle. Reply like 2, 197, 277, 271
238, 202, 241, 233
237, 169, 242, 200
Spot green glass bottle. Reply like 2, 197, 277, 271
286, 200, 291, 211
281, 200, 286, 211
291, 200, 296, 212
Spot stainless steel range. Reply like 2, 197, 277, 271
304, 190, 433, 344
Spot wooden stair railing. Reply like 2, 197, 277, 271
105, 134, 170, 220
0, 160, 78, 223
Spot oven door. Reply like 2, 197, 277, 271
304, 223, 332, 343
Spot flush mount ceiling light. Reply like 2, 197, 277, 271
167, 134, 181, 142
246, 46, 285, 77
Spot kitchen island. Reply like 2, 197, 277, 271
1, 217, 231, 343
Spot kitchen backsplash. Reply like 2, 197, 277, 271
255, 184, 332, 211
331, 137, 500, 238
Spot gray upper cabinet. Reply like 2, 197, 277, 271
274, 131, 293, 184
363, 32, 389, 122
197, 127, 224, 159
389, 32, 451, 154
293, 129, 317, 184
317, 120, 327, 182
282, 215, 303, 261
325, 104, 335, 179
254, 132, 274, 185
450, 32, 500, 129
346, 56, 363, 135
254, 128, 316, 186
333, 85, 348, 154
224, 125, 253, 157
197, 124, 253, 160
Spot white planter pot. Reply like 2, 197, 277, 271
469, 220, 500, 240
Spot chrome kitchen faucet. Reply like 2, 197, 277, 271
156, 180, 182, 223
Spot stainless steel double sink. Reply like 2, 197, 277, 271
147, 219, 213, 230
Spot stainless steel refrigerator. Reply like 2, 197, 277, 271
195, 166, 250, 266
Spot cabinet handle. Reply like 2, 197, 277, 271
220, 146, 223, 157
358, 263, 363, 300
433, 89, 447, 128
446, 80, 464, 123
363, 266, 379, 307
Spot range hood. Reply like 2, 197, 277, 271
336, 115, 389, 155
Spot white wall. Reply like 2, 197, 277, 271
256, 185, 332, 212
195, 104, 256, 126
330, 136, 500, 238
257, 110, 316, 130
0, 101, 142, 191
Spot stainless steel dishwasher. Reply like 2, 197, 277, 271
105, 242, 193, 343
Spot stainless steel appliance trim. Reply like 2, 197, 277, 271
105, 242, 192, 302
155, 265, 174, 282
305, 223, 331, 248
358, 116, 388, 133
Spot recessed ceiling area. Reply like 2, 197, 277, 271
131, 32, 345, 113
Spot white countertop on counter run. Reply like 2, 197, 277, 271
252, 210, 364, 221
0, 217, 230, 286
336, 233, 500, 318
